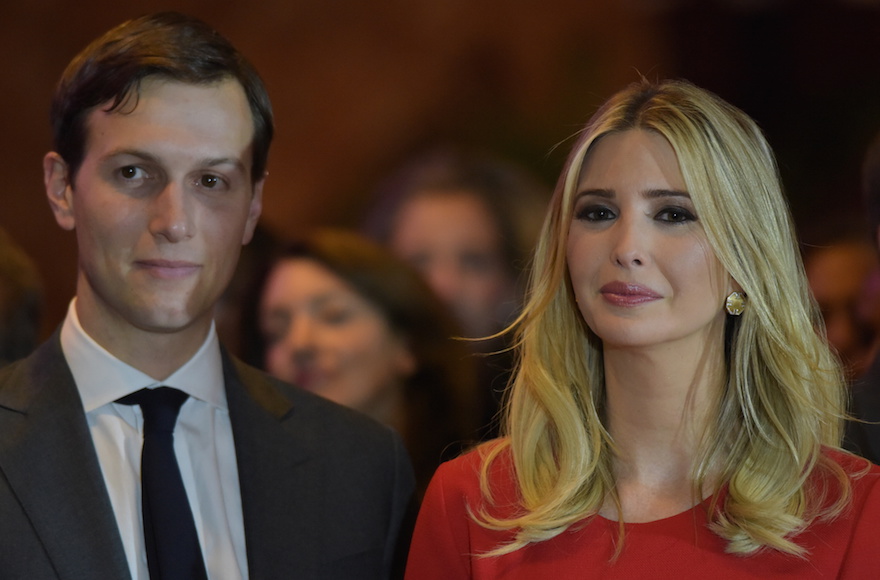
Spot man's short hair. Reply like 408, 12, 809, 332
50, 11, 273, 185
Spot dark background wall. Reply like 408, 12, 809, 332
3, 0, 880, 337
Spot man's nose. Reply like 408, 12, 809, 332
149, 183, 194, 243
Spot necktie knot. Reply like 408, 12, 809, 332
118, 387, 188, 432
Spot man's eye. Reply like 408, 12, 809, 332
199, 174, 221, 188
119, 166, 145, 180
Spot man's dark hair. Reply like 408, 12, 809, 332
50, 11, 273, 185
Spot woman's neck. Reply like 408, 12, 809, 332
363, 380, 407, 436
599, 337, 727, 522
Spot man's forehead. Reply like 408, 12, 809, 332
81, 77, 255, 167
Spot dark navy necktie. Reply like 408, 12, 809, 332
118, 387, 209, 580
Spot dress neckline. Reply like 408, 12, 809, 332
595, 488, 724, 526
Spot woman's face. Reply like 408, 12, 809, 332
389, 191, 515, 338
566, 130, 733, 352
259, 258, 415, 416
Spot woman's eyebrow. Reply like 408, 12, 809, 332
573, 188, 691, 201
573, 188, 613, 200
644, 188, 690, 200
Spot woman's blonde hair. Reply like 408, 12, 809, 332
477, 78, 853, 557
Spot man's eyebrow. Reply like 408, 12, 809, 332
102, 149, 246, 172
203, 157, 247, 173
103, 148, 158, 162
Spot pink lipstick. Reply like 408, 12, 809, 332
599, 281, 661, 307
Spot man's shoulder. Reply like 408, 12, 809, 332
223, 355, 416, 512
0, 334, 67, 408
224, 354, 401, 448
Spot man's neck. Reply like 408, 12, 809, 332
74, 299, 212, 381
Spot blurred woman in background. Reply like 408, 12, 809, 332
363, 148, 549, 436
255, 228, 479, 495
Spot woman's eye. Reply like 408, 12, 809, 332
576, 206, 616, 221
261, 329, 282, 345
656, 207, 696, 223
320, 307, 354, 325
259, 314, 289, 345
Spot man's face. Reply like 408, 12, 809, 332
44, 77, 263, 347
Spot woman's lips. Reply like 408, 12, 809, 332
293, 368, 323, 390
599, 281, 662, 306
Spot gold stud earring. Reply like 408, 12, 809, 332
725, 291, 746, 316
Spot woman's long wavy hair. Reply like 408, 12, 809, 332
476, 78, 853, 557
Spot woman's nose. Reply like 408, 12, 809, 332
611, 216, 647, 267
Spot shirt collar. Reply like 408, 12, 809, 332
60, 299, 227, 413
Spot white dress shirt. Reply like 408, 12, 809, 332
60, 300, 248, 580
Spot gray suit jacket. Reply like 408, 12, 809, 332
0, 331, 415, 579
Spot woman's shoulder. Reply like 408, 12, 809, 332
821, 447, 878, 478
815, 449, 880, 577
428, 438, 518, 503
819, 447, 880, 512
433, 438, 511, 478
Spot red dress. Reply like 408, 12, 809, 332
404, 444, 880, 579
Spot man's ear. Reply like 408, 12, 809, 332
241, 173, 265, 245
43, 152, 76, 231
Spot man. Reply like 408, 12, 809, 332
0, 12, 414, 579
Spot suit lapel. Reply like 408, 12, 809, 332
0, 334, 130, 579
223, 352, 322, 579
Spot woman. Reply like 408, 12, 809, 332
256, 228, 479, 495
362, 147, 548, 340
404, 80, 880, 578
362, 147, 550, 436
